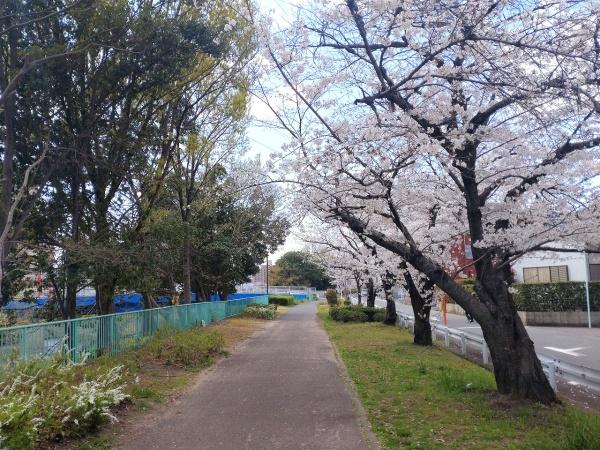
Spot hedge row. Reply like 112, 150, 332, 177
268, 295, 295, 306
329, 305, 386, 323
513, 282, 600, 312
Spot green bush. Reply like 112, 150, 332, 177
325, 288, 338, 306
329, 305, 386, 323
269, 295, 295, 306
343, 299, 352, 305
513, 282, 600, 312
145, 327, 225, 367
244, 304, 277, 320
372, 310, 387, 322
330, 307, 368, 323
0, 357, 128, 449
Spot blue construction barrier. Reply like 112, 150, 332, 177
2, 290, 295, 315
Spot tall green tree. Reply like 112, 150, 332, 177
270, 251, 331, 290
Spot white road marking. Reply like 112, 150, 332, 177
458, 326, 481, 329
544, 346, 586, 357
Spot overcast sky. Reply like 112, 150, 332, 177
247, 0, 304, 262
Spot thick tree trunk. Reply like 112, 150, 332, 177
65, 281, 77, 319
366, 277, 375, 308
141, 291, 158, 309
384, 298, 397, 325
96, 282, 115, 315
472, 269, 557, 403
382, 272, 397, 325
0, 24, 17, 279
402, 268, 433, 346
355, 274, 362, 305
480, 308, 555, 401
65, 170, 82, 319
338, 210, 557, 403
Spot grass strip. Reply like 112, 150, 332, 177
318, 305, 600, 450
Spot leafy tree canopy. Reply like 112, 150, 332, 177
270, 251, 330, 290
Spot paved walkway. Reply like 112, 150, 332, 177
117, 303, 373, 450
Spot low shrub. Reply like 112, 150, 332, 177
325, 288, 338, 306
0, 357, 128, 449
343, 299, 352, 306
372, 310, 387, 322
244, 304, 277, 320
513, 282, 600, 312
330, 307, 368, 323
144, 327, 225, 367
329, 305, 386, 323
269, 295, 295, 306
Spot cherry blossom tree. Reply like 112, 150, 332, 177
261, 0, 600, 403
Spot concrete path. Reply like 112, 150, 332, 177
117, 303, 374, 450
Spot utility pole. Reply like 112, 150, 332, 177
584, 251, 592, 328
266, 255, 269, 295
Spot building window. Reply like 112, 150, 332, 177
464, 244, 473, 259
523, 266, 569, 283
590, 264, 600, 282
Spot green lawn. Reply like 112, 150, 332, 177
318, 305, 600, 450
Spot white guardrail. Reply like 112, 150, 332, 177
396, 312, 600, 394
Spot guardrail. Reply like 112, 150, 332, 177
0, 296, 267, 365
397, 312, 600, 394
236, 284, 317, 297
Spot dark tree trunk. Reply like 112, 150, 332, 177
66, 281, 77, 319
472, 267, 557, 403
384, 298, 397, 325
354, 272, 362, 305
366, 277, 375, 308
338, 209, 558, 403
0, 24, 18, 298
402, 267, 433, 346
65, 169, 82, 319
96, 282, 115, 315
182, 231, 192, 303
482, 312, 554, 401
382, 272, 397, 325
142, 291, 158, 309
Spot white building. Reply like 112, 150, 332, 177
512, 247, 600, 283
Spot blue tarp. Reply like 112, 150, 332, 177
3, 300, 36, 311
4, 291, 263, 314
113, 293, 144, 312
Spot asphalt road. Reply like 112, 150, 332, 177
369, 298, 600, 372
118, 302, 375, 450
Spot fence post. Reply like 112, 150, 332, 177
482, 343, 489, 365
460, 332, 467, 355
444, 328, 450, 347
548, 361, 557, 391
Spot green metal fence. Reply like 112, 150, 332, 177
0, 296, 267, 364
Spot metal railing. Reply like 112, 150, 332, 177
0, 296, 267, 365
397, 312, 600, 394
236, 284, 316, 297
